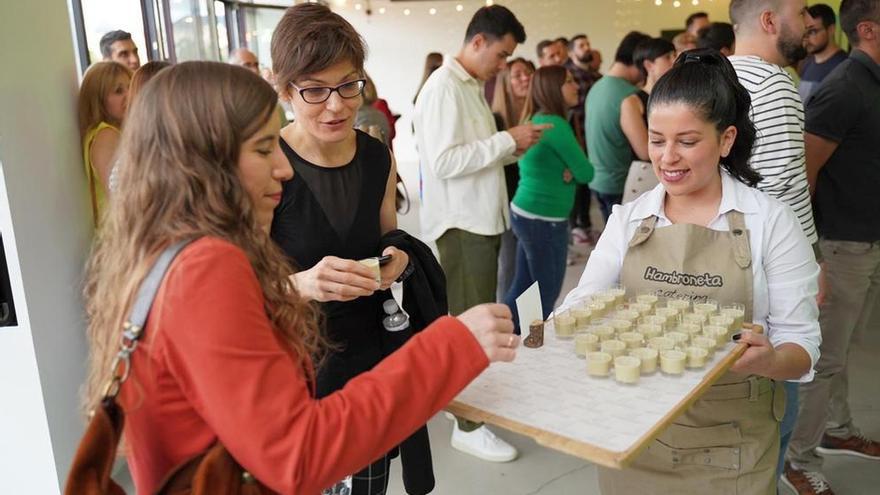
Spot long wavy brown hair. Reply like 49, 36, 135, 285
82, 61, 324, 413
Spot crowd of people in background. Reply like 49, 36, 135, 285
72, 1, 880, 495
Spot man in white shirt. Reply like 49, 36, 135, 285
413, 4, 547, 463
728, 0, 820, 488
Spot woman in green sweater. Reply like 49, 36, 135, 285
504, 66, 594, 331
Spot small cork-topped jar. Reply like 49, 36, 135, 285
572, 307, 593, 329
595, 293, 617, 308
601, 339, 627, 358
704, 324, 730, 346
709, 314, 736, 333
654, 307, 681, 324
588, 300, 608, 318
629, 302, 654, 317
636, 292, 659, 308
636, 323, 664, 339
554, 311, 576, 339
575, 333, 600, 357
660, 349, 686, 374
606, 285, 627, 306
586, 351, 613, 376
665, 331, 690, 349
619, 331, 645, 349
642, 314, 669, 330
648, 336, 675, 351
692, 335, 718, 355
678, 323, 703, 339
614, 356, 642, 384
667, 298, 692, 312
609, 319, 633, 335
683, 312, 708, 326
694, 299, 719, 316
685, 346, 709, 368
615, 309, 642, 323
630, 347, 658, 374
721, 303, 746, 329
589, 324, 616, 341
357, 257, 382, 284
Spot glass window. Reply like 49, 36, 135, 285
214, 1, 229, 61
169, 0, 221, 61
80, 0, 148, 66
242, 7, 284, 73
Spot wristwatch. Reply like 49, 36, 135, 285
396, 261, 415, 283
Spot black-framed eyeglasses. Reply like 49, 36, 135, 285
289, 79, 366, 104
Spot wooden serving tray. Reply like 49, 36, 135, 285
447, 323, 762, 469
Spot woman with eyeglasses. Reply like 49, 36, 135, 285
561, 49, 820, 494
268, 5, 424, 494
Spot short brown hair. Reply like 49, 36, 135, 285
522, 65, 569, 120
271, 3, 366, 97
841, 0, 880, 45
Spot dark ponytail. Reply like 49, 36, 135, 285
648, 48, 762, 187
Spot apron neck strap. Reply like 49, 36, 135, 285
628, 216, 659, 248
726, 210, 752, 269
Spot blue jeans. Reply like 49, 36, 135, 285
504, 210, 569, 333
778, 381, 799, 476
596, 192, 623, 223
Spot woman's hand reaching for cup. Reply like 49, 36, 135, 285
290, 256, 380, 303
457, 304, 519, 363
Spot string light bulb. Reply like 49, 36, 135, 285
456, 4, 464, 12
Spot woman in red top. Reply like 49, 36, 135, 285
81, 61, 518, 494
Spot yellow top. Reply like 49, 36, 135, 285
82, 121, 117, 225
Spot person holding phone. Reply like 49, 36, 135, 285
503, 65, 593, 330
267, 5, 421, 494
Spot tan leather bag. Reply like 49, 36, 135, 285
63, 241, 273, 495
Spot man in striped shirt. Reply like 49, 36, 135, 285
729, 1, 823, 492
730, 0, 817, 247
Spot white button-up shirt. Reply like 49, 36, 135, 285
413, 56, 517, 243
562, 173, 821, 382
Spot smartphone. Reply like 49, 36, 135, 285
377, 254, 393, 266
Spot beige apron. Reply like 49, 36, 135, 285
622, 160, 659, 204
598, 211, 786, 495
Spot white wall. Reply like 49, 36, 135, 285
336, 0, 732, 168
0, 0, 94, 491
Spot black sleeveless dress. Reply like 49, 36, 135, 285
271, 130, 391, 398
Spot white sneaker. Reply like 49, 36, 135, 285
450, 424, 518, 462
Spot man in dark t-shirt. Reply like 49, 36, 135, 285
798, 4, 848, 104
785, 3, 880, 491
564, 34, 602, 243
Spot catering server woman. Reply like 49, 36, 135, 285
562, 49, 820, 494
